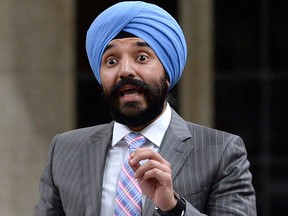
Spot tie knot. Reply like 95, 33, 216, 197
124, 132, 147, 152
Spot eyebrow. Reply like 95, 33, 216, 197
103, 41, 151, 54
103, 44, 114, 53
136, 41, 151, 48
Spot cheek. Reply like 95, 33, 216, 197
100, 79, 113, 96
146, 63, 165, 79
99, 72, 109, 93
143, 69, 166, 85
138, 67, 159, 81
100, 70, 114, 91
100, 65, 120, 80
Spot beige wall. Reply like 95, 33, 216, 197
178, 0, 214, 127
0, 0, 75, 215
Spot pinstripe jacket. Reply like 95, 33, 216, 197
35, 110, 256, 215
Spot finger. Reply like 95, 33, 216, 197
130, 149, 171, 174
141, 167, 171, 183
130, 148, 167, 165
134, 159, 170, 176
129, 160, 141, 173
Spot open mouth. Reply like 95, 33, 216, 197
119, 84, 143, 97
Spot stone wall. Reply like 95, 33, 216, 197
0, 1, 75, 215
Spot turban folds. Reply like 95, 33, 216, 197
86, 1, 187, 91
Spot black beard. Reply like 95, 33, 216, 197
102, 77, 168, 128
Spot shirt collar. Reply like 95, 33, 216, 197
112, 103, 172, 147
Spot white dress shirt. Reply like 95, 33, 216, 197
100, 104, 172, 216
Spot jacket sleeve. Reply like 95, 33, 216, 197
34, 135, 65, 216
205, 135, 257, 215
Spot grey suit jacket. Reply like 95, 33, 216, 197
35, 110, 256, 215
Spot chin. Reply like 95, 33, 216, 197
119, 101, 147, 116
112, 101, 164, 128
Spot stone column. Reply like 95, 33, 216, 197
0, 0, 75, 215
178, 0, 214, 127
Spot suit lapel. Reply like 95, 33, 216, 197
144, 110, 195, 215
160, 110, 193, 180
81, 122, 114, 215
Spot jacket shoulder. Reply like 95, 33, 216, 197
51, 122, 113, 150
185, 121, 241, 144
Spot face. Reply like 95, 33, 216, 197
100, 37, 169, 130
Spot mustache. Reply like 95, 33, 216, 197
108, 78, 151, 98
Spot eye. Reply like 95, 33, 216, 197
106, 58, 118, 66
136, 55, 149, 62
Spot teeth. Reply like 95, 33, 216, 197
119, 88, 141, 96
119, 85, 143, 97
123, 89, 138, 95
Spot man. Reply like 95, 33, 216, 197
35, 1, 256, 216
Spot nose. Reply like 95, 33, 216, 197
118, 57, 136, 80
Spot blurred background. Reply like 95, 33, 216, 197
0, 0, 287, 215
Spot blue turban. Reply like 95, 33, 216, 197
86, 1, 187, 91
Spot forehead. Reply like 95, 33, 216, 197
109, 36, 144, 44
104, 37, 152, 52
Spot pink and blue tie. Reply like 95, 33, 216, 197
114, 132, 147, 216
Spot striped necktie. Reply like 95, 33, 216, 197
114, 132, 147, 216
